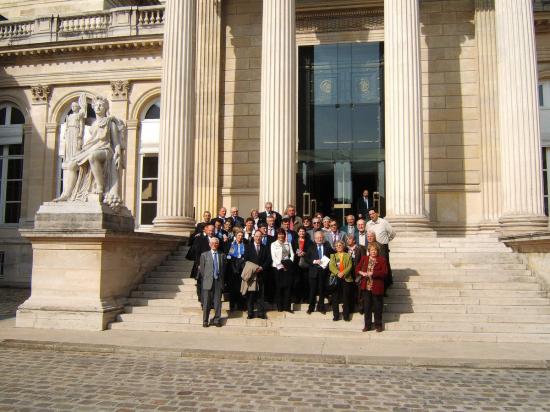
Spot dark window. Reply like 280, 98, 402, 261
144, 102, 161, 119
10, 107, 25, 125
0, 108, 6, 125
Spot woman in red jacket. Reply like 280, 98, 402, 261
355, 243, 388, 332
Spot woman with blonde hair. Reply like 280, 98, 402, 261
328, 240, 353, 321
355, 242, 388, 332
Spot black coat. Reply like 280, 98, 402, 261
244, 242, 271, 271
258, 211, 282, 227
356, 196, 372, 219
304, 241, 333, 279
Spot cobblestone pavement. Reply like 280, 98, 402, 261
0, 347, 549, 412
0, 288, 30, 319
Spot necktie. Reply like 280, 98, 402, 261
213, 252, 219, 279
256, 245, 260, 254
262, 236, 267, 246
318, 245, 323, 259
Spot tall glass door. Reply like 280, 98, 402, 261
297, 42, 385, 224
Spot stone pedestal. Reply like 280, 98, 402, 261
17, 198, 181, 331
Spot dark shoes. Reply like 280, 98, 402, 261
203, 321, 209, 328
343, 317, 350, 322
214, 322, 222, 328
375, 325, 383, 333
362, 325, 372, 332
306, 308, 313, 314
247, 314, 255, 320
333, 316, 340, 321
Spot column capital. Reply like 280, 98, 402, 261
30, 85, 51, 105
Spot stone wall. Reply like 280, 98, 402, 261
420, 0, 482, 230
221, 0, 263, 214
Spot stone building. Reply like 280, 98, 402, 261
0, 0, 549, 288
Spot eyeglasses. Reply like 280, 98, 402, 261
330, 224, 337, 227
312, 221, 320, 224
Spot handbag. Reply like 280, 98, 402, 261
326, 274, 338, 292
298, 256, 309, 269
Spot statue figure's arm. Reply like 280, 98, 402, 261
110, 118, 123, 170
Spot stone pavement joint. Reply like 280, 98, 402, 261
1, 338, 549, 370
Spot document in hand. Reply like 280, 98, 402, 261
319, 255, 330, 269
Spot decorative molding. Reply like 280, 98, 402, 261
30, 85, 51, 104
111, 80, 131, 100
296, 8, 383, 34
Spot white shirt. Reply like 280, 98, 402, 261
358, 231, 367, 246
366, 217, 396, 245
271, 240, 294, 269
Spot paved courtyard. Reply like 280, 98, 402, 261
0, 346, 549, 412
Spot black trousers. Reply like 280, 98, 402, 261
332, 278, 353, 320
275, 268, 292, 311
227, 259, 245, 310
379, 244, 393, 290
308, 270, 327, 311
246, 277, 266, 317
364, 291, 384, 327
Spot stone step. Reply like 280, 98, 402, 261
388, 288, 546, 298
157, 265, 193, 272
124, 306, 550, 325
390, 252, 519, 261
148, 271, 191, 278
108, 320, 550, 343
392, 273, 534, 282
391, 281, 541, 290
383, 296, 550, 306
144, 277, 197, 285
383, 321, 550, 334
126, 297, 203, 308
129, 291, 197, 300
137, 283, 197, 292
385, 303, 550, 315
391, 262, 527, 270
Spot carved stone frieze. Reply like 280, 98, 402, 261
296, 8, 384, 34
30, 85, 51, 104
110, 80, 131, 100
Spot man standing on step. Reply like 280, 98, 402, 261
305, 231, 333, 314
200, 237, 226, 327
192, 224, 215, 301
366, 208, 395, 293
243, 231, 271, 319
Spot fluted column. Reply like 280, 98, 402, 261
384, 0, 429, 230
259, 0, 296, 213
495, 0, 547, 233
194, 0, 221, 217
476, 0, 501, 229
153, 0, 197, 235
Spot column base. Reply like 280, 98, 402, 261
499, 215, 549, 235
478, 220, 501, 234
385, 215, 435, 237
153, 216, 196, 237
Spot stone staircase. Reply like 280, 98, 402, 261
108, 236, 550, 343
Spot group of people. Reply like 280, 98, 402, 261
187, 194, 396, 333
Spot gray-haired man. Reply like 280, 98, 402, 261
199, 237, 226, 327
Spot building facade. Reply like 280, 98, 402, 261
0, 0, 549, 286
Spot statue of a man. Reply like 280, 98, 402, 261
54, 96, 125, 209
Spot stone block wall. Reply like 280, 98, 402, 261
420, 0, 483, 228
221, 0, 263, 213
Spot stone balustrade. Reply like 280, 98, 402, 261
0, 5, 165, 47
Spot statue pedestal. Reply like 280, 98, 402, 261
16, 196, 182, 331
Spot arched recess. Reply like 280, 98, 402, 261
135, 97, 161, 227
52, 92, 98, 197
0, 101, 26, 224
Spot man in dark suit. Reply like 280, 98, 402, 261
211, 207, 228, 225
189, 210, 211, 245
229, 206, 245, 228
256, 222, 275, 302
258, 201, 282, 227
356, 189, 372, 220
280, 217, 297, 244
340, 214, 358, 239
243, 231, 271, 319
304, 231, 333, 314
199, 237, 226, 327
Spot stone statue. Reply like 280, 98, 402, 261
54, 95, 126, 210
63, 94, 87, 162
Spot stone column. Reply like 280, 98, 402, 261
259, 0, 296, 213
476, 0, 501, 230
495, 0, 547, 232
384, 0, 429, 230
194, 0, 221, 217
153, 0, 197, 235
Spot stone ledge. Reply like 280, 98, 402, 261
1, 339, 548, 370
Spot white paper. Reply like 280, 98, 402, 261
319, 255, 330, 269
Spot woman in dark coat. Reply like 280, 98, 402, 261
355, 242, 388, 332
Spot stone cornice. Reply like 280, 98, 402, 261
297, 8, 384, 34
0, 35, 162, 58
